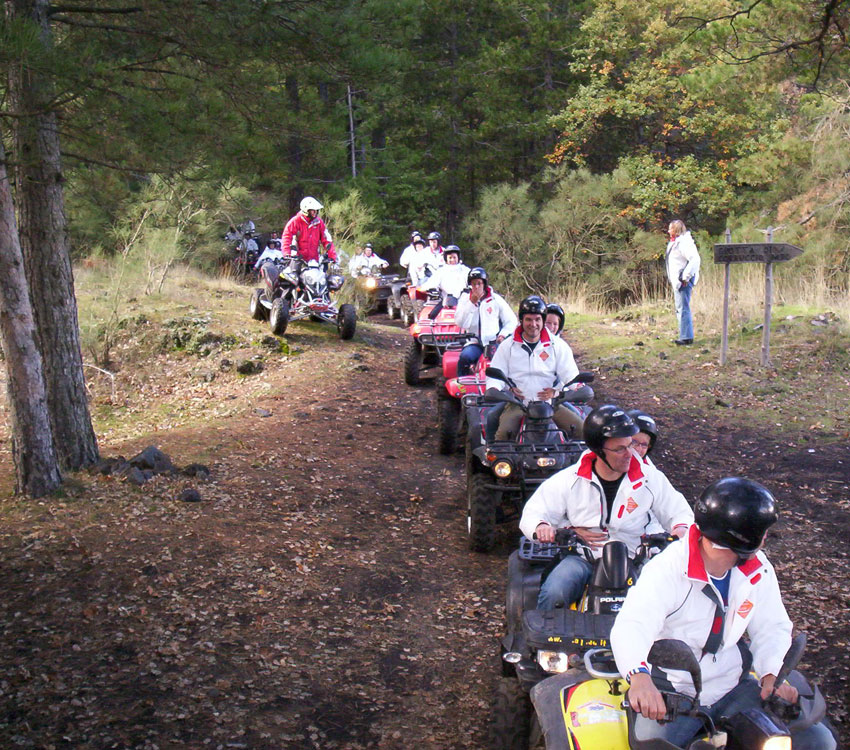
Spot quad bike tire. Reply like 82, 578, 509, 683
269, 298, 290, 336
468, 471, 497, 552
338, 303, 357, 340
437, 394, 462, 455
404, 339, 423, 386
489, 676, 532, 750
250, 288, 267, 321
387, 295, 401, 320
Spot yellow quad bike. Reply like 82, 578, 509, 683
493, 530, 675, 750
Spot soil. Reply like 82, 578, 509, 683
0, 312, 847, 749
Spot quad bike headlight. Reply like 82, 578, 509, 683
365, 277, 377, 290
493, 460, 513, 478
537, 457, 556, 468
537, 650, 570, 673
762, 739, 791, 750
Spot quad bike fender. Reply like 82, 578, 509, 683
260, 262, 280, 297
531, 674, 628, 750
446, 378, 484, 399
442, 348, 461, 380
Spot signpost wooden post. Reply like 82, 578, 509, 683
713, 231, 803, 367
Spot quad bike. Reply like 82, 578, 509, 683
434, 339, 496, 456
463, 367, 594, 552
354, 265, 407, 316
495, 531, 832, 750
402, 291, 467, 386
250, 256, 356, 340
493, 531, 677, 750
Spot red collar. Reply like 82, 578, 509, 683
511, 326, 552, 345
576, 451, 644, 483
686, 527, 765, 582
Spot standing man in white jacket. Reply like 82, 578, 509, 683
666, 219, 701, 345
453, 267, 516, 375
519, 405, 692, 608
612, 477, 835, 750
486, 296, 585, 441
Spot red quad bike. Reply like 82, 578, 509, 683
463, 366, 595, 552
402, 290, 467, 386
434, 340, 495, 455
250, 256, 356, 340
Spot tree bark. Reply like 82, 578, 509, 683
7, 0, 99, 471
0, 136, 63, 497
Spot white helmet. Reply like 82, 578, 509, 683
300, 196, 323, 213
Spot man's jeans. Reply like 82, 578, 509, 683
537, 554, 593, 609
634, 676, 836, 750
673, 279, 694, 340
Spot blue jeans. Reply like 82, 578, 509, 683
634, 676, 836, 750
673, 279, 694, 340
457, 343, 483, 376
538, 554, 594, 609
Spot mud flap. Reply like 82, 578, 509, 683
530, 673, 580, 749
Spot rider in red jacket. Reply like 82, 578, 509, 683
281, 197, 338, 262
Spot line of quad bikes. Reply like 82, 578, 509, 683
246, 257, 836, 750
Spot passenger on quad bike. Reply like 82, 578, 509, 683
520, 404, 692, 609
399, 230, 423, 273
627, 409, 658, 465
281, 196, 338, 271
426, 230, 445, 261
454, 267, 516, 376
350, 242, 388, 275
409, 235, 443, 286
613, 477, 836, 750
544, 303, 565, 336
418, 245, 470, 320
486, 295, 584, 441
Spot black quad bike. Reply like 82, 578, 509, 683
494, 531, 676, 750
354, 266, 408, 317
250, 257, 356, 340
463, 367, 594, 552
493, 530, 833, 750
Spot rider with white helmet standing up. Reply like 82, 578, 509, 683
281, 197, 338, 269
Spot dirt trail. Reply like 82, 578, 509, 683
0, 315, 847, 748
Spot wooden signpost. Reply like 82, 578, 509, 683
714, 228, 803, 367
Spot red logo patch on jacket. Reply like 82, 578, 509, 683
626, 497, 638, 514
737, 600, 753, 618
540, 351, 549, 361
486, 307, 493, 314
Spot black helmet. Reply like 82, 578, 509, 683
413, 236, 426, 247
428, 231, 442, 241
411, 230, 422, 240
545, 303, 565, 333
583, 405, 639, 456
364, 242, 373, 250
695, 477, 778, 555
444, 244, 461, 260
468, 267, 488, 285
517, 295, 547, 320
627, 409, 658, 453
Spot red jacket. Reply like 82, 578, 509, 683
281, 212, 337, 262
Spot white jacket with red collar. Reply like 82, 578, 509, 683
486, 327, 580, 404
611, 524, 792, 706
455, 289, 517, 345
281, 212, 337, 262
519, 450, 693, 556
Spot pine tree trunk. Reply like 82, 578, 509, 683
8, 0, 99, 471
0, 137, 63, 497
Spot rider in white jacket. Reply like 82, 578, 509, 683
453, 267, 516, 375
418, 245, 470, 307
612, 478, 835, 750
